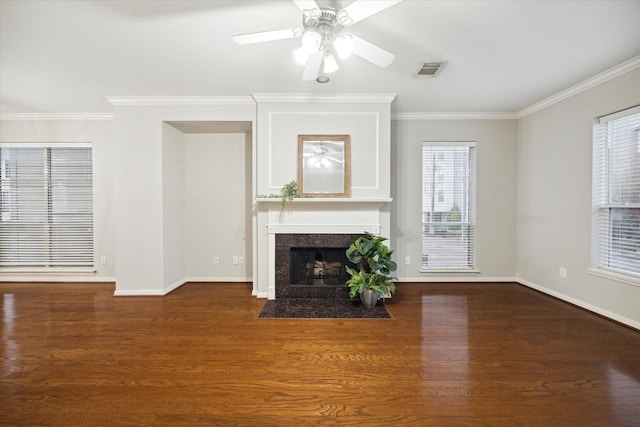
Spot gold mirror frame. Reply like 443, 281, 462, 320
297, 134, 350, 197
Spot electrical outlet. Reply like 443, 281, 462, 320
100, 256, 107, 265
405, 256, 411, 265
559, 267, 567, 278
214, 256, 220, 264
233, 256, 239, 265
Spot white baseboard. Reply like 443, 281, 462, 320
185, 276, 252, 283
517, 278, 640, 330
113, 279, 187, 296
113, 277, 252, 296
113, 289, 168, 296
0, 275, 116, 283
164, 278, 187, 295
396, 276, 518, 283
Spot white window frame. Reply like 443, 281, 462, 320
591, 106, 640, 286
421, 141, 477, 272
0, 142, 94, 272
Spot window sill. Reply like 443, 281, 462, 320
587, 268, 640, 288
420, 269, 481, 274
0, 267, 97, 275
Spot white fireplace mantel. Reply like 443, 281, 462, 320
256, 197, 392, 299
255, 197, 392, 204
258, 197, 391, 236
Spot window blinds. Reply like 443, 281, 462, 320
0, 146, 94, 268
594, 108, 640, 278
421, 143, 476, 270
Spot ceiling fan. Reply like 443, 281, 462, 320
232, 0, 402, 81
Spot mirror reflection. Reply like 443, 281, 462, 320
298, 135, 350, 197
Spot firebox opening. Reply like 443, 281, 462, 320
290, 247, 355, 286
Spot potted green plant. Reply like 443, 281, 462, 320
278, 180, 301, 213
257, 180, 307, 214
345, 232, 397, 308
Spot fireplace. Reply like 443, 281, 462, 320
275, 233, 362, 298
256, 197, 390, 299
290, 247, 352, 286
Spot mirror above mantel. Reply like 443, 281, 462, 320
297, 134, 350, 197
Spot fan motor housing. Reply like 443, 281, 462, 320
302, 5, 343, 35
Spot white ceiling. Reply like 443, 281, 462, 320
1, 0, 639, 115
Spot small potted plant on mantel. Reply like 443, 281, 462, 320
257, 180, 308, 214
345, 232, 397, 308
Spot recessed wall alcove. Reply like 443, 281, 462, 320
108, 97, 257, 296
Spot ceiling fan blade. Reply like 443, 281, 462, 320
302, 51, 323, 81
292, 0, 320, 17
232, 28, 301, 45
351, 34, 395, 68
338, 0, 403, 26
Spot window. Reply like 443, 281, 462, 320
593, 107, 640, 279
0, 145, 93, 268
422, 142, 476, 270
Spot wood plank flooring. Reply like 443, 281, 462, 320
1, 282, 639, 426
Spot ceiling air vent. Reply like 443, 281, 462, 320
414, 62, 444, 78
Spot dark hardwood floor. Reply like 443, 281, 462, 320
1, 282, 639, 426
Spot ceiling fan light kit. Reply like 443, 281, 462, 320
333, 34, 354, 59
232, 0, 402, 82
301, 30, 322, 52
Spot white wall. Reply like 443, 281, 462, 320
391, 119, 518, 282
0, 118, 116, 282
185, 133, 252, 281
162, 123, 186, 289
254, 95, 393, 199
517, 67, 640, 328
113, 107, 165, 294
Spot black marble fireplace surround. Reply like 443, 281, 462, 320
275, 233, 363, 298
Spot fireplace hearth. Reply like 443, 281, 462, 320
275, 233, 362, 298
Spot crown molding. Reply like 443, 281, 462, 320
392, 112, 518, 120
394, 56, 640, 121
4, 57, 637, 121
0, 113, 114, 121
517, 55, 640, 119
106, 96, 256, 106
252, 93, 397, 104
